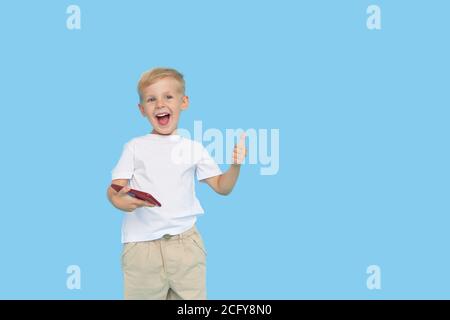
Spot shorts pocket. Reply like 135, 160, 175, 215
122, 242, 138, 267
190, 234, 207, 257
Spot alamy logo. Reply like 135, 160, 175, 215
176, 121, 279, 176
367, 5, 381, 30
366, 265, 381, 290
66, 265, 81, 290
66, 5, 81, 30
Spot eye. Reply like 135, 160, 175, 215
166, 95, 173, 99
147, 97, 156, 102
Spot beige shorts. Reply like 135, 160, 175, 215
121, 224, 207, 300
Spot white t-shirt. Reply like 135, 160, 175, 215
111, 133, 222, 243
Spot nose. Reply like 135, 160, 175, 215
156, 99, 165, 108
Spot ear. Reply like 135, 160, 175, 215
138, 103, 146, 117
181, 95, 189, 111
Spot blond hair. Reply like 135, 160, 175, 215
137, 67, 185, 102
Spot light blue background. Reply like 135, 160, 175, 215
0, 0, 449, 299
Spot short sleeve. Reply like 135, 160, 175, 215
196, 144, 222, 181
111, 141, 134, 180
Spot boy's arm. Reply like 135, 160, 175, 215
107, 179, 127, 208
107, 179, 154, 212
202, 133, 246, 195
202, 165, 241, 195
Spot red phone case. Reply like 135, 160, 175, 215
110, 184, 162, 207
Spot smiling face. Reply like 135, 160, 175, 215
138, 77, 189, 135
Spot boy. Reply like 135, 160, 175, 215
107, 68, 246, 300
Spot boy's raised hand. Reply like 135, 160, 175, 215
232, 132, 247, 165
114, 185, 155, 212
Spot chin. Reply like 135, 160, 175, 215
156, 129, 175, 135
152, 125, 177, 135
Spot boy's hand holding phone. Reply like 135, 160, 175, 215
111, 185, 156, 212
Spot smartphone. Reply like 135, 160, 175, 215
110, 183, 162, 207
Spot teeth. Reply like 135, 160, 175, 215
155, 113, 169, 117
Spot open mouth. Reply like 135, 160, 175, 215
154, 112, 171, 126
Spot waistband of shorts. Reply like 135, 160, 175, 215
159, 224, 197, 241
